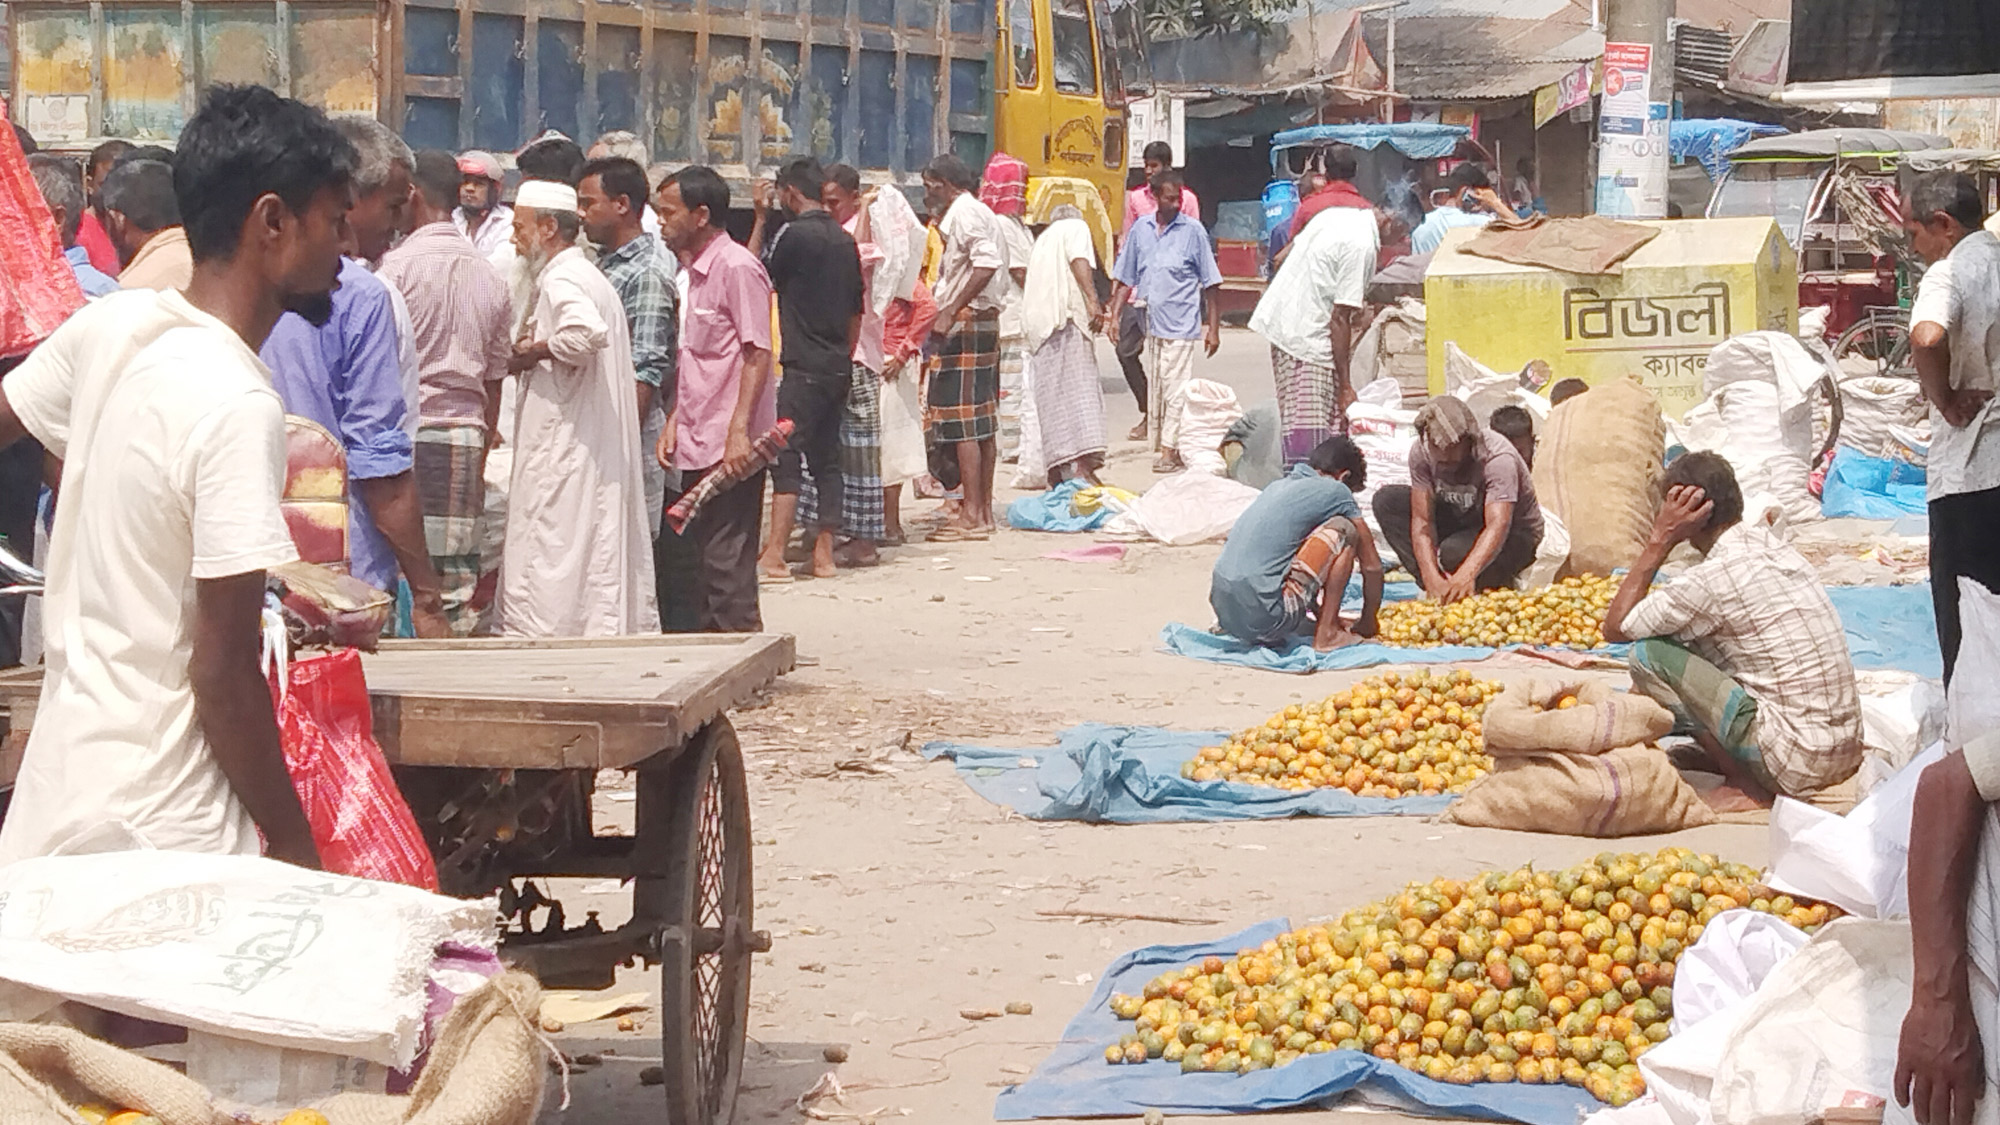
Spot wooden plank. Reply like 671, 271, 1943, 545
0, 633, 793, 772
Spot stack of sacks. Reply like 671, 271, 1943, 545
1443, 678, 1716, 836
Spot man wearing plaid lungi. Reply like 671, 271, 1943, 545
921, 154, 1010, 539
379, 150, 514, 635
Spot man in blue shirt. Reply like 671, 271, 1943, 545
261, 116, 448, 637
28, 155, 117, 297
1109, 169, 1222, 473
1210, 436, 1384, 651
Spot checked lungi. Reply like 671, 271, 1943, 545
414, 422, 487, 636
928, 307, 1001, 444
1032, 323, 1106, 471
1627, 637, 1771, 791
1271, 346, 1346, 469
798, 362, 887, 543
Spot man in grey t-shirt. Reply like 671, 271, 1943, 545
1370, 397, 1543, 601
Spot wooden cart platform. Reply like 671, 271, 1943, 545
358, 632, 794, 770
0, 632, 794, 774
0, 631, 793, 1125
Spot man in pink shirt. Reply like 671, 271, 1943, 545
653, 165, 778, 631
1115, 141, 1200, 441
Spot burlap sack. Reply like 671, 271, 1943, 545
1532, 375, 1665, 577
1481, 679, 1675, 756
1443, 743, 1718, 836
0, 972, 544, 1125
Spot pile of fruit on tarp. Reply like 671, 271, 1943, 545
1101, 848, 1838, 1106
1181, 670, 1502, 796
1377, 575, 1618, 649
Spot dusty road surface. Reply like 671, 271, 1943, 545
535, 329, 1772, 1124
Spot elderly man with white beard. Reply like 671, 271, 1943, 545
497, 179, 660, 636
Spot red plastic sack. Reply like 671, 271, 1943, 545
270, 649, 439, 890
0, 100, 85, 356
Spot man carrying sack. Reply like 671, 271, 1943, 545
1602, 451, 1863, 812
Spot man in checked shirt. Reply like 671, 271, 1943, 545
1601, 451, 1862, 811
579, 156, 679, 585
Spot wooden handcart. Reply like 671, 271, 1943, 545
0, 631, 793, 1125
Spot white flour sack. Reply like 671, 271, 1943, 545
0, 850, 496, 1068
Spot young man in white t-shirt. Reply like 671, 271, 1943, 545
0, 84, 359, 866
1906, 170, 2000, 685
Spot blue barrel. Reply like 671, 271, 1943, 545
1261, 179, 1299, 241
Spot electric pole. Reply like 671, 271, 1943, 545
1594, 0, 1675, 218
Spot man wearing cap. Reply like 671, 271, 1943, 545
1370, 397, 1543, 603
455, 150, 514, 263
498, 178, 658, 636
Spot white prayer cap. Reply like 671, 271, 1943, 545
514, 179, 580, 214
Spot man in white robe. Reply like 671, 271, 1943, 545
497, 179, 659, 636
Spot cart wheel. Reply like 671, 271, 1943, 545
656, 719, 754, 1125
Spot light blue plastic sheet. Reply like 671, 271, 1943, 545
994, 919, 1604, 1124
921, 724, 1453, 823
1164, 584, 1941, 678
1007, 479, 1111, 533
1820, 447, 1928, 519
1160, 622, 1631, 674
1828, 582, 1940, 679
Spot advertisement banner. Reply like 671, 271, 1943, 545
1599, 42, 1653, 136
1596, 102, 1671, 218
1533, 61, 1595, 128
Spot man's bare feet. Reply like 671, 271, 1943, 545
835, 540, 880, 568
1700, 784, 1774, 813
1313, 628, 1365, 652
1127, 420, 1147, 442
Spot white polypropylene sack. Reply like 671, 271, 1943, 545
1680, 380, 1819, 528
1857, 671, 1947, 796
1348, 400, 1417, 491
1636, 911, 1812, 1125
1765, 742, 1945, 920
1950, 576, 2000, 747
1442, 343, 1550, 426
1838, 376, 1930, 460
1176, 378, 1243, 476
1109, 471, 1261, 546
1709, 918, 1918, 1125
1799, 305, 1832, 340
1520, 510, 1570, 589
0, 850, 495, 1068
1704, 330, 1827, 411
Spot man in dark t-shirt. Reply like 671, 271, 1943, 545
1371, 396, 1544, 600
756, 157, 864, 581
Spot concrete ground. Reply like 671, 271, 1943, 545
536, 327, 1777, 1124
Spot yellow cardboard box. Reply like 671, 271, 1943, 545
1423, 217, 1797, 417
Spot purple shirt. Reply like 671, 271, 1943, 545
675, 232, 777, 471
260, 257, 413, 593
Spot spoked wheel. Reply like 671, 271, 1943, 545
653, 720, 757, 1125
1830, 310, 1913, 380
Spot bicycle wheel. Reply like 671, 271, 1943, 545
1831, 313, 1912, 380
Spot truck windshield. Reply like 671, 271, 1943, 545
1051, 0, 1097, 95
1709, 161, 1822, 245
1009, 0, 1038, 88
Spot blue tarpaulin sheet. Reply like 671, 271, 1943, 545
1669, 118, 1787, 177
1270, 123, 1470, 161
922, 724, 1453, 823
1832, 582, 1941, 679
994, 919, 1603, 1124
1159, 622, 1628, 674
1820, 447, 1928, 519
1163, 584, 1941, 678
1007, 479, 1112, 533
